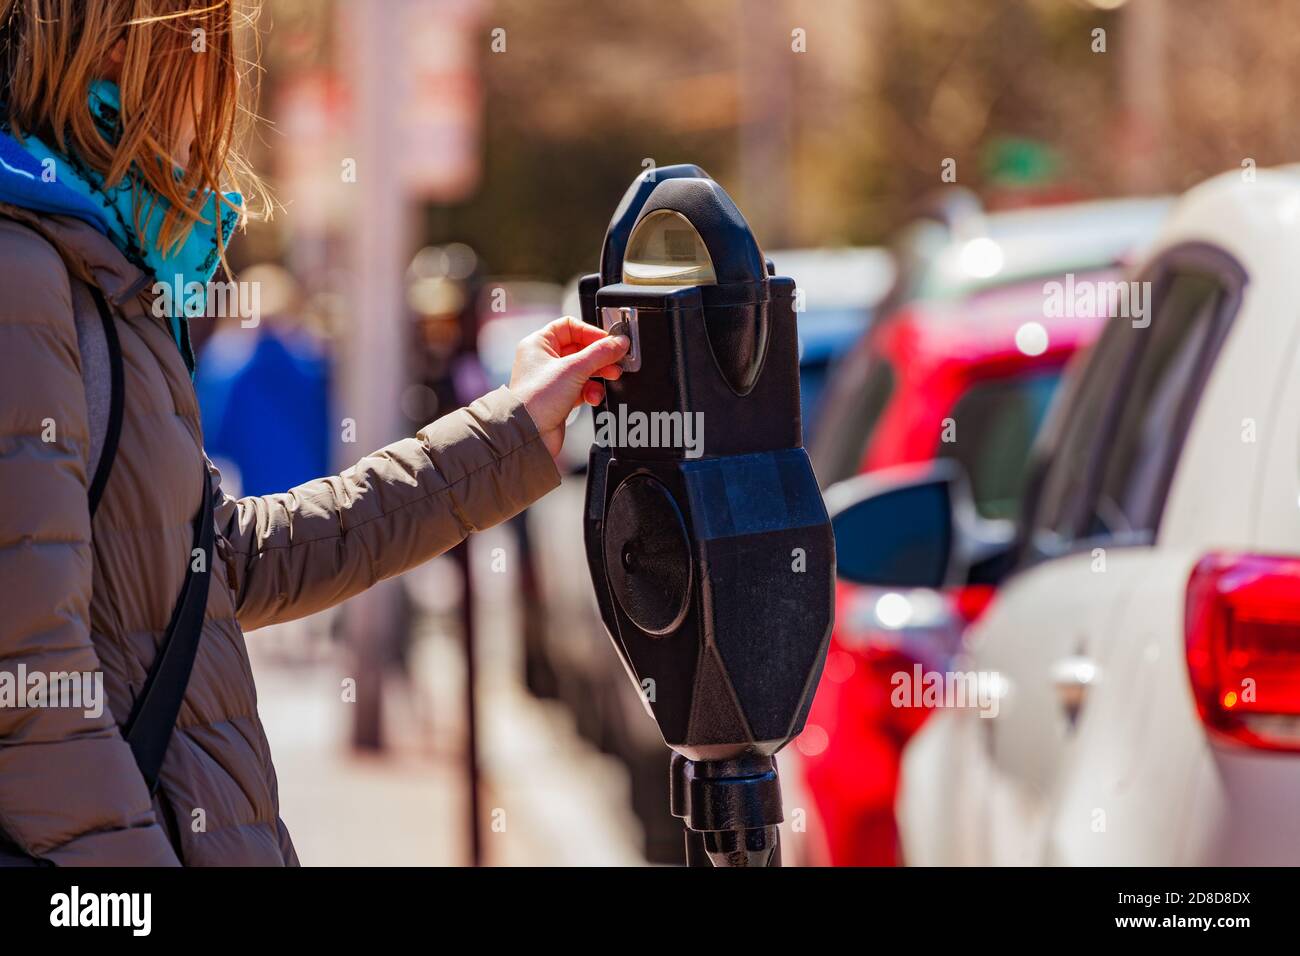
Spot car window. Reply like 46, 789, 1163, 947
1024, 248, 1243, 557
797, 307, 872, 441
1084, 274, 1221, 537
938, 371, 1061, 521
799, 358, 833, 441
1024, 320, 1136, 547
810, 356, 896, 488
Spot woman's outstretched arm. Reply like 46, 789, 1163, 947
218, 318, 626, 632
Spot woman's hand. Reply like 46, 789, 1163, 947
509, 316, 629, 459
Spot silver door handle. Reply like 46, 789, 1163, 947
1051, 655, 1099, 727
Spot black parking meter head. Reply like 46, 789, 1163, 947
590, 176, 803, 458
581, 169, 835, 771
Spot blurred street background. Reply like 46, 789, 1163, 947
191, 0, 1300, 865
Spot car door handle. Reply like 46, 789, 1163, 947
1050, 655, 1099, 728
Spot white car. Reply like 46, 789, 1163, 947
830, 167, 1300, 865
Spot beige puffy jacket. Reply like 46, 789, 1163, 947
0, 207, 561, 865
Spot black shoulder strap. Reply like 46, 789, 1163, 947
124, 466, 215, 795
83, 286, 212, 795
87, 288, 124, 518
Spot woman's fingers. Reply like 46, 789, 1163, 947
566, 333, 629, 380
545, 315, 610, 351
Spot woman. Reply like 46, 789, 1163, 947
0, 1, 626, 865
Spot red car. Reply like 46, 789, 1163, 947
792, 271, 1113, 866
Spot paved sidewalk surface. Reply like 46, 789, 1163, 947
250, 531, 646, 866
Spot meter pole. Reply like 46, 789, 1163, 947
671, 752, 783, 867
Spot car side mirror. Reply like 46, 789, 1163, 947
825, 459, 1017, 589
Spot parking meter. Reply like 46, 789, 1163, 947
580, 167, 835, 866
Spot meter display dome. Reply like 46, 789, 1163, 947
623, 210, 717, 286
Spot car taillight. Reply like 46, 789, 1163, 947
1185, 553, 1300, 751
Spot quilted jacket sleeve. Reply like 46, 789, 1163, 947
0, 221, 179, 866
216, 386, 561, 632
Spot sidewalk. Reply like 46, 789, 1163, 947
249, 527, 646, 866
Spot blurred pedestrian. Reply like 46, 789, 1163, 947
0, 0, 626, 866
195, 264, 331, 498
